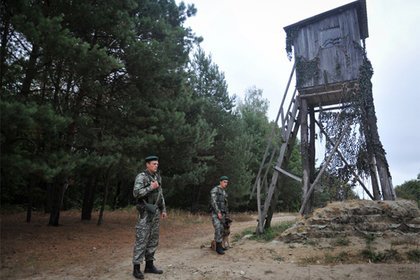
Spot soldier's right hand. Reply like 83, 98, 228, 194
151, 180, 160, 190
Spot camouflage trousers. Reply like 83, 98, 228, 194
132, 209, 161, 265
211, 212, 225, 243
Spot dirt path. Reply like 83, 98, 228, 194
140, 214, 418, 280
2, 212, 418, 280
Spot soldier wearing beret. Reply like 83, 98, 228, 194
132, 156, 167, 279
210, 176, 230, 255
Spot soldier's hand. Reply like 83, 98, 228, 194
217, 212, 222, 220
150, 180, 159, 190
161, 211, 167, 219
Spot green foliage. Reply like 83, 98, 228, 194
395, 177, 420, 207
235, 221, 294, 242
225, 87, 272, 210
406, 249, 420, 262
0, 100, 74, 205
360, 233, 401, 263
184, 50, 276, 211
0, 0, 281, 221
254, 221, 295, 241
364, 233, 376, 246
313, 174, 359, 208
277, 140, 303, 212
232, 228, 255, 243
361, 248, 401, 263
324, 251, 350, 264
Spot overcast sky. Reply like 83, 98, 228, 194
181, 0, 420, 188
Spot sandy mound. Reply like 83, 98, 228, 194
281, 199, 420, 242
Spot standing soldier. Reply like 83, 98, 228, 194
210, 176, 229, 255
132, 155, 167, 279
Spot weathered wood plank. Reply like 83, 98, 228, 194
291, 6, 365, 102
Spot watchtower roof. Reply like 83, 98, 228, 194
284, 0, 368, 40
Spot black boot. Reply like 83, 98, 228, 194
133, 264, 144, 279
144, 260, 163, 274
216, 242, 225, 255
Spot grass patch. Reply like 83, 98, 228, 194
234, 221, 295, 242
390, 236, 419, 246
255, 221, 295, 241
303, 239, 317, 246
324, 251, 350, 264
273, 255, 284, 262
364, 233, 376, 246
165, 209, 207, 225
360, 233, 402, 263
232, 228, 255, 242
406, 249, 420, 262
230, 212, 255, 222
361, 248, 401, 263
300, 256, 319, 265
0, 204, 25, 214
332, 236, 350, 246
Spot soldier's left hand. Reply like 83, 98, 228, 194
161, 212, 167, 219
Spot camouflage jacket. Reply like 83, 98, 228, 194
133, 170, 166, 212
210, 185, 228, 214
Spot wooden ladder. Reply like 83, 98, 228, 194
253, 64, 301, 233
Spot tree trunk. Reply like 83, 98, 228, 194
190, 185, 201, 213
26, 180, 33, 223
81, 175, 97, 221
48, 179, 68, 226
45, 183, 52, 213
112, 180, 121, 210
264, 205, 273, 230
51, 60, 64, 113
97, 178, 109, 226
1, 14, 10, 89
20, 44, 39, 97
98, 166, 113, 225
48, 183, 61, 226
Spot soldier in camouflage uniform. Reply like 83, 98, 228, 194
210, 176, 229, 255
132, 155, 167, 279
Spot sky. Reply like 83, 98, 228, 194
181, 0, 420, 189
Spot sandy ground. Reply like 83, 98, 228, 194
1, 210, 418, 280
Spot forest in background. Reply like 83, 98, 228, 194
1, 0, 417, 226
1, 0, 302, 225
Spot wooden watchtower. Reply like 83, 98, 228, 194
254, 0, 395, 233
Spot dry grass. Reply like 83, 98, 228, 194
0, 208, 214, 279
1, 209, 137, 278
0, 209, 262, 279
